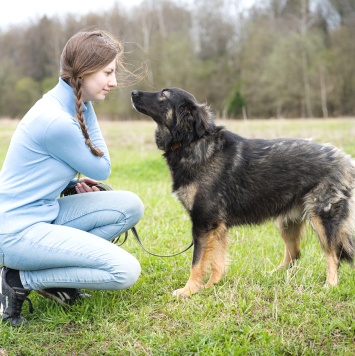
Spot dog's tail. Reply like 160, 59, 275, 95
340, 159, 355, 262
337, 193, 355, 263
337, 230, 354, 263
328, 190, 355, 263
306, 182, 355, 264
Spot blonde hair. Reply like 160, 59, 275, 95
60, 29, 124, 156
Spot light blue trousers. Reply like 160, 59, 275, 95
1, 191, 144, 291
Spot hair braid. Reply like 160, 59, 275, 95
71, 77, 104, 157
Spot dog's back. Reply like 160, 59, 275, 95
183, 129, 355, 226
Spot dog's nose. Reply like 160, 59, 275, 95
131, 90, 139, 97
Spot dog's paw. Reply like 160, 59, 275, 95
323, 283, 330, 290
323, 280, 338, 289
270, 260, 298, 275
172, 282, 205, 297
172, 287, 191, 298
269, 265, 285, 275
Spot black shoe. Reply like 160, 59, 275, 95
0, 267, 33, 326
36, 288, 90, 307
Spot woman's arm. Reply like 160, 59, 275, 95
45, 114, 111, 181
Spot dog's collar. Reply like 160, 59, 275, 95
170, 143, 182, 151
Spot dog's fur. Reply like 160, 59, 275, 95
131, 87, 355, 297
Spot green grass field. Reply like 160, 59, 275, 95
1, 118, 355, 355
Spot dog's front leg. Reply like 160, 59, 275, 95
172, 222, 228, 298
172, 264, 205, 298
276, 218, 303, 268
172, 236, 206, 298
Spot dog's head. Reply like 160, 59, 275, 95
131, 88, 213, 151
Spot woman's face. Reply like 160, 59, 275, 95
81, 59, 117, 102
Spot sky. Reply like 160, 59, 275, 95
0, 0, 256, 30
0, 0, 144, 29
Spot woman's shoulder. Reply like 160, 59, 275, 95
23, 97, 72, 126
17, 100, 76, 147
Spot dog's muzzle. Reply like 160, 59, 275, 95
131, 90, 139, 110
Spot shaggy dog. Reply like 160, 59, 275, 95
131, 87, 355, 297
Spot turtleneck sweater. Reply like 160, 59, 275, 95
0, 78, 111, 233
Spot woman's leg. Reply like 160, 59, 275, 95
1, 190, 144, 291
54, 190, 144, 240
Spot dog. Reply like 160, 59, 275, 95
131, 87, 355, 297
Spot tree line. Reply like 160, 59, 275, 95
0, 0, 354, 119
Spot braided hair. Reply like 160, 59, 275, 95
60, 29, 124, 156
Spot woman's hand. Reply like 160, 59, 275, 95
75, 177, 100, 194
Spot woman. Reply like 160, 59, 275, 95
0, 29, 144, 326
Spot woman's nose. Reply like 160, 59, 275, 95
109, 75, 117, 87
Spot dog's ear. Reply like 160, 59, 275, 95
192, 103, 211, 138
174, 102, 212, 143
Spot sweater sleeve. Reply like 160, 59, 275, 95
44, 108, 111, 180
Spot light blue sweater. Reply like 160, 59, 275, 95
0, 79, 111, 234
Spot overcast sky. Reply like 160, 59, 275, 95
0, 0, 144, 29
0, 0, 256, 30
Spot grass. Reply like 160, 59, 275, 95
1, 118, 355, 355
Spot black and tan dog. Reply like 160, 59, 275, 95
131, 87, 355, 297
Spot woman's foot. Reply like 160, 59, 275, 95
0, 267, 33, 326
36, 288, 90, 307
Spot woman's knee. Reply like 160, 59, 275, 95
126, 191, 144, 223
117, 191, 144, 228
112, 254, 141, 289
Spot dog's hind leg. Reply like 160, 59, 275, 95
172, 222, 228, 298
306, 177, 355, 286
276, 217, 304, 268
310, 215, 339, 286
311, 213, 354, 287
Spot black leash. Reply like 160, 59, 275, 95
112, 227, 194, 258
60, 182, 193, 257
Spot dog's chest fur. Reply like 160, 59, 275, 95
173, 183, 198, 211
167, 132, 228, 212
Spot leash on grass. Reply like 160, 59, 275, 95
112, 227, 194, 258
61, 181, 193, 258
